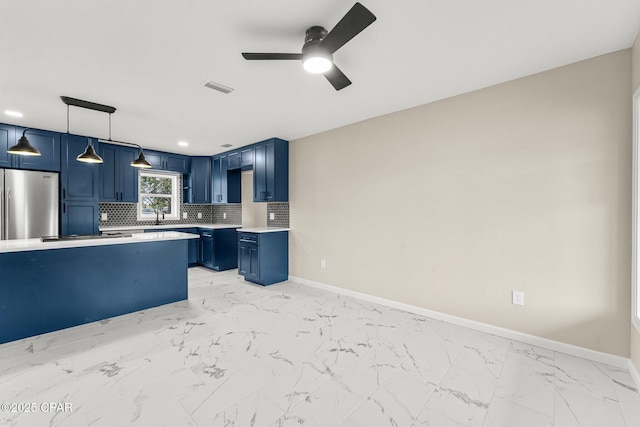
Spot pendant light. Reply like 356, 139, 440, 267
64, 102, 104, 164
99, 111, 151, 168
60, 96, 152, 169
76, 139, 103, 163
7, 129, 41, 156
130, 150, 152, 168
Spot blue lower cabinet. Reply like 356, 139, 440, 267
197, 227, 238, 271
61, 201, 99, 236
238, 231, 288, 286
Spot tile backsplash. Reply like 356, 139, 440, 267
99, 203, 214, 228
267, 202, 290, 228
212, 204, 243, 224
99, 201, 288, 229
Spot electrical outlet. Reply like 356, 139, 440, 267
223, 212, 227, 219
182, 212, 188, 219
512, 290, 524, 306
269, 212, 275, 220
197, 212, 202, 219
101, 213, 108, 221
321, 259, 326, 269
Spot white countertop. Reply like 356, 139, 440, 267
0, 231, 199, 254
237, 227, 290, 233
100, 223, 242, 232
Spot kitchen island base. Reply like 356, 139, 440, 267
0, 238, 189, 345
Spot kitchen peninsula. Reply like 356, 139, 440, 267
0, 231, 198, 344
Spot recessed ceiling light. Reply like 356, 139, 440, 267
178, 141, 189, 147
4, 110, 23, 118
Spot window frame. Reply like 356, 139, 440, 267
633, 87, 640, 333
137, 170, 181, 221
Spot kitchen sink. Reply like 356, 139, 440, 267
40, 233, 132, 242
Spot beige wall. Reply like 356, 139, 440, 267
290, 50, 632, 356
632, 32, 640, 373
241, 171, 267, 227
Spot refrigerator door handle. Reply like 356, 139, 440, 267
5, 189, 9, 240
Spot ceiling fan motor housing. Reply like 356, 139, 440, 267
302, 26, 333, 72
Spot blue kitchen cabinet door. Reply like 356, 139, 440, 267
238, 243, 260, 282
199, 229, 215, 269
144, 150, 164, 170
212, 154, 228, 204
166, 154, 190, 174
191, 157, 211, 203
0, 124, 14, 168
61, 201, 99, 235
253, 138, 288, 202
144, 150, 190, 174
228, 147, 253, 170
99, 144, 118, 201
61, 134, 99, 201
119, 147, 139, 202
99, 144, 139, 202
14, 127, 61, 172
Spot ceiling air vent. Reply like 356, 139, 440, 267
204, 81, 233, 94
220, 144, 233, 148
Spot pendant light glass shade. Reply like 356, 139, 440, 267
76, 140, 103, 163
131, 151, 152, 168
8, 130, 41, 156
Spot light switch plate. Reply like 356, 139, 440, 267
269, 213, 275, 220
101, 213, 108, 221
197, 212, 202, 219
182, 212, 187, 219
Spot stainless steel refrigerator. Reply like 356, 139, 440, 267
0, 169, 59, 240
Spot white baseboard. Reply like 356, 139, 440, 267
289, 275, 631, 370
630, 359, 640, 391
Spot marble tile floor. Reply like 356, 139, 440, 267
1, 267, 639, 426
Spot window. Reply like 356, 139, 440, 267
634, 87, 640, 331
138, 171, 180, 221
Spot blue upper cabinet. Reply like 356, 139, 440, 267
213, 154, 241, 204
61, 134, 99, 201
0, 124, 14, 168
212, 154, 228, 204
60, 134, 100, 236
191, 156, 211, 203
0, 125, 60, 172
253, 138, 288, 202
99, 143, 139, 202
145, 150, 190, 174
228, 147, 253, 170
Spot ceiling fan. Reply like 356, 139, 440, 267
242, 2, 377, 91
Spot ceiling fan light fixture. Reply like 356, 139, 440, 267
303, 55, 333, 74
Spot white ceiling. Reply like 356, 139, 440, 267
1, 0, 639, 156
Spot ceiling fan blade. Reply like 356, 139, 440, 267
320, 3, 376, 54
242, 53, 303, 60
324, 64, 352, 91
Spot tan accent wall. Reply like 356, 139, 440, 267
631, 31, 640, 374
241, 170, 267, 227
290, 50, 632, 356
